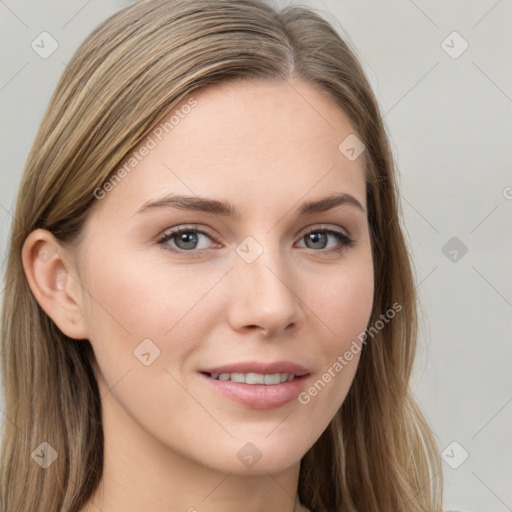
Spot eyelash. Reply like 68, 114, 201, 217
156, 225, 355, 257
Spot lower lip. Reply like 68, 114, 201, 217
200, 373, 309, 410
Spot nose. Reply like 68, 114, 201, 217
227, 242, 304, 337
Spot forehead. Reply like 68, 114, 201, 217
94, 78, 367, 218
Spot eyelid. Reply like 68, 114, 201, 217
299, 223, 351, 238
157, 223, 351, 240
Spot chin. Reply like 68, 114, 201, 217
197, 434, 313, 476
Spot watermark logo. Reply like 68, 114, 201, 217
37, 243, 57, 263
441, 441, 469, 469
235, 236, 264, 264
442, 236, 468, 263
441, 31, 469, 59
133, 338, 161, 366
31, 441, 58, 469
31, 32, 58, 59
338, 133, 365, 161
236, 442, 262, 468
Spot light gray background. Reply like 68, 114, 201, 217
1, 1, 511, 510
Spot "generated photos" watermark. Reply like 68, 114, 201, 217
93, 97, 198, 200
298, 301, 402, 404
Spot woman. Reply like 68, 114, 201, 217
0, 0, 444, 510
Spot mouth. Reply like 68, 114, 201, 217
199, 360, 309, 379
198, 362, 311, 409
202, 371, 299, 385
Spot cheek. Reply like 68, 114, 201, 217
294, 256, 373, 430
83, 248, 224, 340
311, 255, 374, 347
80, 248, 232, 396
80, 251, 220, 428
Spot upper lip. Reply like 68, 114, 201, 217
200, 360, 310, 377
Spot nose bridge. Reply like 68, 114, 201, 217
229, 235, 301, 334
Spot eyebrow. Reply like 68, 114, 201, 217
133, 192, 366, 218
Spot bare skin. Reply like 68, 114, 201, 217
22, 78, 374, 512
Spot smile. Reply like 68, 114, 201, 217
206, 372, 296, 384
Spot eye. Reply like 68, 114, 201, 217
296, 227, 354, 254
157, 225, 355, 256
157, 226, 217, 254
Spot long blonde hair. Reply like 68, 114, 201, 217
0, 0, 443, 510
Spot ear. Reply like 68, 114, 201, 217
21, 228, 89, 340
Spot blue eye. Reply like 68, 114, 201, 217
157, 226, 354, 256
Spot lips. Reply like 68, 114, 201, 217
199, 360, 311, 409
200, 360, 310, 377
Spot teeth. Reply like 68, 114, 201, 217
208, 372, 296, 385
246, 373, 264, 384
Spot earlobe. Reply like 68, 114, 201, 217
21, 228, 89, 340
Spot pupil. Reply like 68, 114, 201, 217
307, 233, 326, 249
177, 232, 197, 249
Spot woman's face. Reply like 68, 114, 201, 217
75, 78, 374, 475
